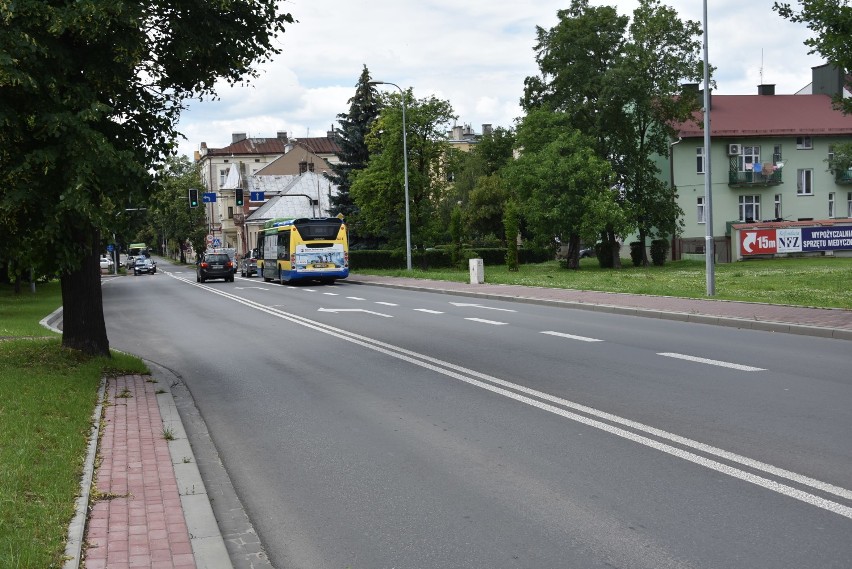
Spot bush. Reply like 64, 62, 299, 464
650, 239, 669, 266
348, 250, 405, 270
595, 241, 616, 268
629, 241, 644, 267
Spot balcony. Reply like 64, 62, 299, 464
728, 158, 783, 187
835, 169, 852, 185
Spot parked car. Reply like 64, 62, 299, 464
240, 251, 258, 277
197, 253, 234, 283
100, 255, 114, 271
579, 246, 595, 259
133, 257, 157, 275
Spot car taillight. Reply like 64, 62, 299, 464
200, 262, 208, 268
226, 261, 233, 268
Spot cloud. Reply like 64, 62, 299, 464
174, 1, 824, 158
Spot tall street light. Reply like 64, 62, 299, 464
702, 0, 715, 295
369, 80, 412, 270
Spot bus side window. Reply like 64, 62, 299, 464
277, 232, 290, 260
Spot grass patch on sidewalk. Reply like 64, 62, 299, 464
357, 256, 852, 309
0, 283, 145, 568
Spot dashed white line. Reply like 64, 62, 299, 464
376, 302, 399, 306
346, 296, 366, 301
414, 309, 444, 314
541, 331, 603, 342
323, 292, 339, 296
465, 318, 508, 326
658, 352, 766, 372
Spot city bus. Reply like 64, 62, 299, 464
257, 217, 349, 284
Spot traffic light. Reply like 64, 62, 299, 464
188, 188, 199, 208
235, 188, 244, 206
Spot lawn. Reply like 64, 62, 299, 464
356, 256, 852, 310
0, 281, 145, 569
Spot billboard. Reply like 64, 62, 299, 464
739, 225, 852, 256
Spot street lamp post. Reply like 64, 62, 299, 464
369, 80, 412, 271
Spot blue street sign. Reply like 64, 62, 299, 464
250, 191, 265, 202
202, 192, 217, 203
107, 244, 114, 252
212, 238, 221, 248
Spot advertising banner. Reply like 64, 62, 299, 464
739, 225, 852, 255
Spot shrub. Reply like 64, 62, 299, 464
629, 241, 644, 267
650, 239, 670, 266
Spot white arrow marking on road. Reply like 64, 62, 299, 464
465, 317, 508, 325
317, 308, 393, 318
658, 352, 766, 372
541, 331, 603, 342
449, 302, 516, 312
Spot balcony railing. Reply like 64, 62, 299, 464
728, 158, 783, 187
835, 169, 852, 185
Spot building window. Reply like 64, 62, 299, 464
829, 192, 836, 218
797, 169, 814, 195
738, 146, 760, 172
696, 147, 705, 174
738, 195, 760, 222
848, 192, 852, 217
774, 194, 782, 220
218, 169, 228, 188
697, 196, 706, 223
773, 145, 783, 163
796, 136, 813, 150
227, 206, 234, 219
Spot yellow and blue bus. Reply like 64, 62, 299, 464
257, 217, 349, 284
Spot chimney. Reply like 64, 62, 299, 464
277, 131, 288, 142
452, 125, 464, 140
758, 84, 775, 96
232, 132, 247, 143
482, 124, 493, 136
811, 63, 845, 97
698, 88, 712, 110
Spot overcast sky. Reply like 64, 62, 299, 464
173, 0, 825, 158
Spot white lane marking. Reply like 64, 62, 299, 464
414, 309, 444, 314
450, 302, 516, 312
541, 331, 604, 343
317, 308, 392, 318
301, 288, 317, 292
168, 272, 852, 518
465, 318, 508, 326
659, 352, 766, 372
234, 287, 270, 291
375, 302, 398, 306
324, 292, 339, 296
346, 296, 366, 301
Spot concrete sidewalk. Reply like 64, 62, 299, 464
59, 273, 851, 568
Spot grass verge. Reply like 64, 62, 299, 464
356, 256, 852, 309
0, 282, 146, 568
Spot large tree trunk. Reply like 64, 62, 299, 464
61, 232, 110, 357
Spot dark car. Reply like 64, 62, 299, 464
197, 253, 234, 283
239, 251, 258, 277
579, 246, 595, 259
133, 257, 157, 275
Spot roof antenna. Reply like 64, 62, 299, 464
760, 48, 764, 85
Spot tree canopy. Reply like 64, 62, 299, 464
0, 0, 293, 355
774, 0, 852, 114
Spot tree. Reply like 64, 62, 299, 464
0, 1, 292, 356
503, 109, 620, 270
612, 0, 702, 265
774, 0, 852, 114
146, 156, 207, 263
329, 65, 382, 240
350, 90, 456, 254
523, 0, 703, 267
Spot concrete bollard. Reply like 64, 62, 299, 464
469, 258, 484, 284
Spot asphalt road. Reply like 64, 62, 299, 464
103, 259, 852, 569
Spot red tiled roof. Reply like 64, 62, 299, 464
676, 94, 852, 138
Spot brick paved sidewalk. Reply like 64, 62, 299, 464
84, 375, 196, 569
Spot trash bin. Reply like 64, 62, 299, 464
469, 258, 484, 284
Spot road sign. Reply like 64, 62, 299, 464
206, 234, 214, 244
250, 191, 265, 202
212, 238, 221, 248
107, 244, 114, 252
202, 192, 217, 203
